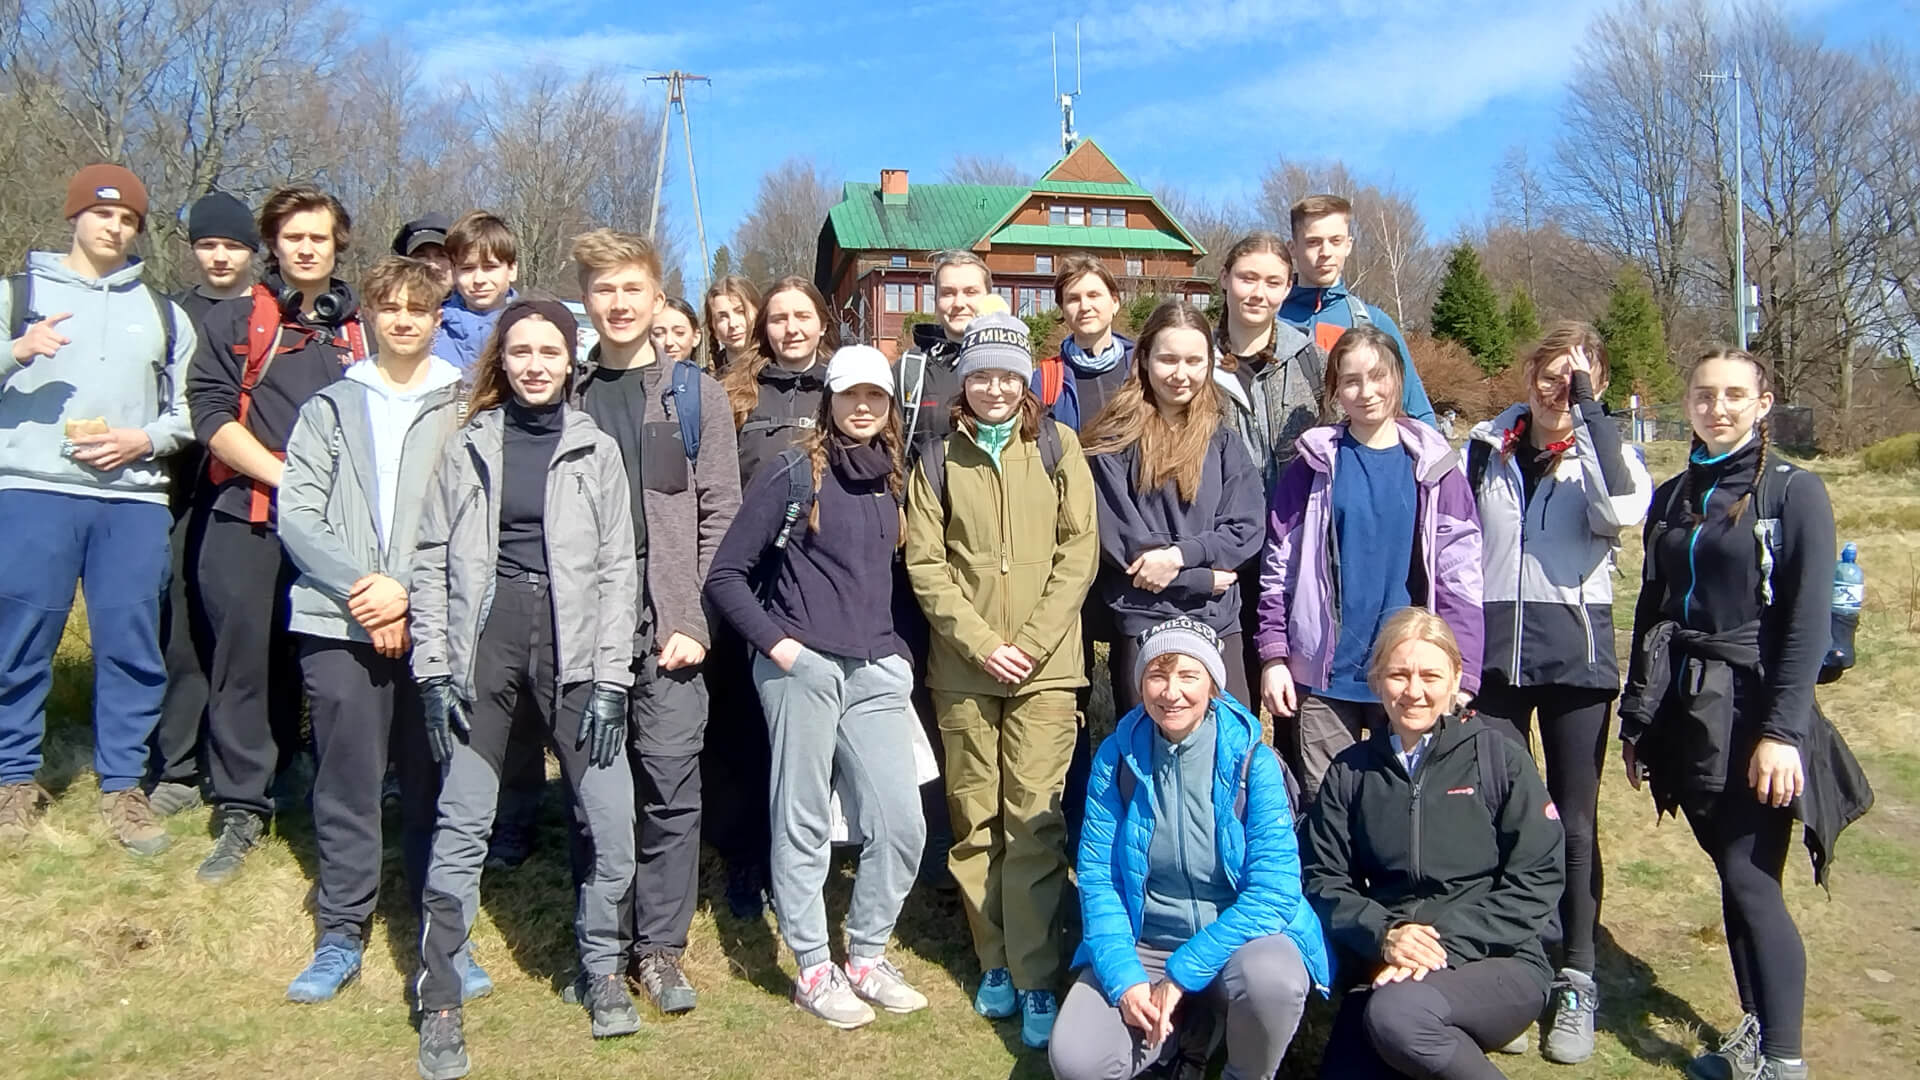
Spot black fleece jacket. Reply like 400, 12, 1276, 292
1303, 714, 1566, 986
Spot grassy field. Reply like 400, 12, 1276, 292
2, 444, 1916, 1079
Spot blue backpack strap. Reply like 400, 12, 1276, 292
670, 359, 701, 460
1232, 742, 1302, 829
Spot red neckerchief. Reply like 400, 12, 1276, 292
1501, 415, 1575, 461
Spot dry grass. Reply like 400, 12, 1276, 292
2, 443, 1916, 1079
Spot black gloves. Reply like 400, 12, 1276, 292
577, 681, 629, 769
420, 676, 469, 764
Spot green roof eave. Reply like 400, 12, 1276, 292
825, 181, 1028, 253
1030, 179, 1152, 197
987, 223, 1196, 252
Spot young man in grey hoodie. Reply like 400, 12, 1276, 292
0, 164, 196, 854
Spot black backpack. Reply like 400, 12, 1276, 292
7, 272, 179, 412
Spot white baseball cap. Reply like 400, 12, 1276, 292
825, 344, 896, 395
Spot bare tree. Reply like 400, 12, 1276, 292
1256, 157, 1439, 327
733, 157, 839, 283
942, 154, 1031, 187
1154, 186, 1252, 282
1492, 145, 1551, 299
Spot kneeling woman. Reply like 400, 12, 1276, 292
409, 301, 641, 1080
1305, 609, 1565, 1080
706, 345, 928, 1030
1051, 617, 1330, 1080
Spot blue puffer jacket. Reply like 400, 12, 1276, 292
433, 290, 516, 374
1073, 694, 1332, 1002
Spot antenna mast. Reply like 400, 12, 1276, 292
645, 70, 714, 295
1054, 23, 1082, 155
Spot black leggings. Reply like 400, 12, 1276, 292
1472, 682, 1613, 973
1319, 958, 1546, 1079
1684, 785, 1805, 1060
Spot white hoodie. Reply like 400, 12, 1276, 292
343, 354, 463, 542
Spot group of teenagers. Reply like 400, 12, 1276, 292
0, 163, 1850, 1080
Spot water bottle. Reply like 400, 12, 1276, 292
1824, 542, 1862, 678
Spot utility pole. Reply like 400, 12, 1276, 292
1700, 63, 1749, 349
645, 70, 713, 294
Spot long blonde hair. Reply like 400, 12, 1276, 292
1080, 300, 1224, 503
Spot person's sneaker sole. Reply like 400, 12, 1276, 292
287, 967, 359, 1003
117, 831, 173, 857
196, 857, 247, 884
650, 985, 696, 1014
590, 1010, 641, 1039
416, 1050, 470, 1080
147, 782, 203, 817
792, 999, 874, 1030
1493, 1030, 1530, 1055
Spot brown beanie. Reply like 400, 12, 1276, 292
64, 164, 149, 228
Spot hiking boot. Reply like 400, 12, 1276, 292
287, 933, 363, 1003
100, 788, 171, 856
196, 807, 265, 883
569, 972, 640, 1038
846, 956, 927, 1014
973, 966, 1016, 1019
1757, 1058, 1810, 1080
146, 780, 203, 817
793, 963, 875, 1029
1687, 1013, 1763, 1080
1543, 968, 1598, 1064
0, 781, 49, 844
416, 1007, 469, 1080
1020, 989, 1057, 1049
461, 952, 493, 1003
484, 823, 532, 870
632, 948, 697, 1014
724, 859, 768, 919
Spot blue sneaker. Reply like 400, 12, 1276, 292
973, 967, 1016, 1019
1020, 989, 1057, 1049
461, 953, 493, 1002
286, 933, 362, 1003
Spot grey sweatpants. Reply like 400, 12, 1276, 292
1049, 934, 1313, 1080
417, 576, 636, 1012
753, 648, 924, 970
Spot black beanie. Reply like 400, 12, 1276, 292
188, 191, 259, 248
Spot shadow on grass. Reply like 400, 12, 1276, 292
1594, 923, 1716, 1067
704, 846, 788, 997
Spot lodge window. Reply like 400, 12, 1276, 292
884, 283, 916, 312
890, 254, 907, 268
1126, 258, 1144, 277
1035, 254, 1053, 274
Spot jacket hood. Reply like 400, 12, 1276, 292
1210, 319, 1314, 411
1295, 418, 1458, 480
912, 319, 963, 361
758, 357, 826, 389
344, 355, 464, 399
1468, 404, 1529, 449
27, 250, 147, 290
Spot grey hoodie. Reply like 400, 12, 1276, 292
0, 252, 195, 504
409, 406, 638, 705
278, 356, 466, 643
1211, 319, 1327, 492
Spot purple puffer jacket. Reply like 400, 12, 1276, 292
1254, 419, 1485, 694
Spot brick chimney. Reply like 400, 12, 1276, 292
881, 168, 908, 205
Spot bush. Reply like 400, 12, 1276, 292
1402, 333, 1501, 422
1861, 432, 1920, 474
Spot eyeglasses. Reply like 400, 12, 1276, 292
964, 373, 1027, 391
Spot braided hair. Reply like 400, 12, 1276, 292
1677, 347, 1775, 525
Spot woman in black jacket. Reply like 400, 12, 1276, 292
1081, 301, 1263, 714
1305, 608, 1565, 1080
1619, 348, 1832, 1080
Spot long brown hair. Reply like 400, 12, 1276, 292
1322, 324, 1406, 423
722, 276, 838, 429
797, 390, 908, 546
703, 274, 761, 371
1080, 300, 1224, 503
1679, 347, 1776, 524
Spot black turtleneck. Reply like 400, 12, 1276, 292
498, 398, 565, 575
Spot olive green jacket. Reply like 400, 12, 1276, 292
905, 421, 1099, 697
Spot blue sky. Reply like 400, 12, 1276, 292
385, 0, 1914, 285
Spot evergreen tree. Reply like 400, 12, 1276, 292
1430, 243, 1510, 374
1505, 287, 1541, 350
711, 244, 733, 281
1595, 269, 1677, 409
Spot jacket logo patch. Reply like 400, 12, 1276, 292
1446, 786, 1476, 796
1545, 802, 1560, 820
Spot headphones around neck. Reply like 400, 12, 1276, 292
270, 273, 353, 325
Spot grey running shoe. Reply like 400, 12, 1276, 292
0, 781, 49, 844
416, 1008, 468, 1080
196, 808, 265, 883
633, 949, 697, 1014
1543, 968, 1598, 1064
1757, 1058, 1809, 1080
575, 972, 641, 1038
1687, 1013, 1762, 1080
146, 780, 203, 817
1493, 1030, 1530, 1055
101, 788, 171, 856
846, 957, 928, 1015
793, 964, 875, 1029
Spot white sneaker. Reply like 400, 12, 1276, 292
846, 958, 928, 1015
793, 964, 875, 1029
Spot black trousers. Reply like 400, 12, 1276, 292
150, 501, 209, 785
1320, 959, 1546, 1079
297, 636, 437, 941
1684, 784, 1805, 1059
700, 622, 771, 871
1473, 681, 1613, 974
197, 508, 305, 817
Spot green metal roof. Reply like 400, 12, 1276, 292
826, 182, 1027, 253
1029, 179, 1153, 197
987, 223, 1195, 251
